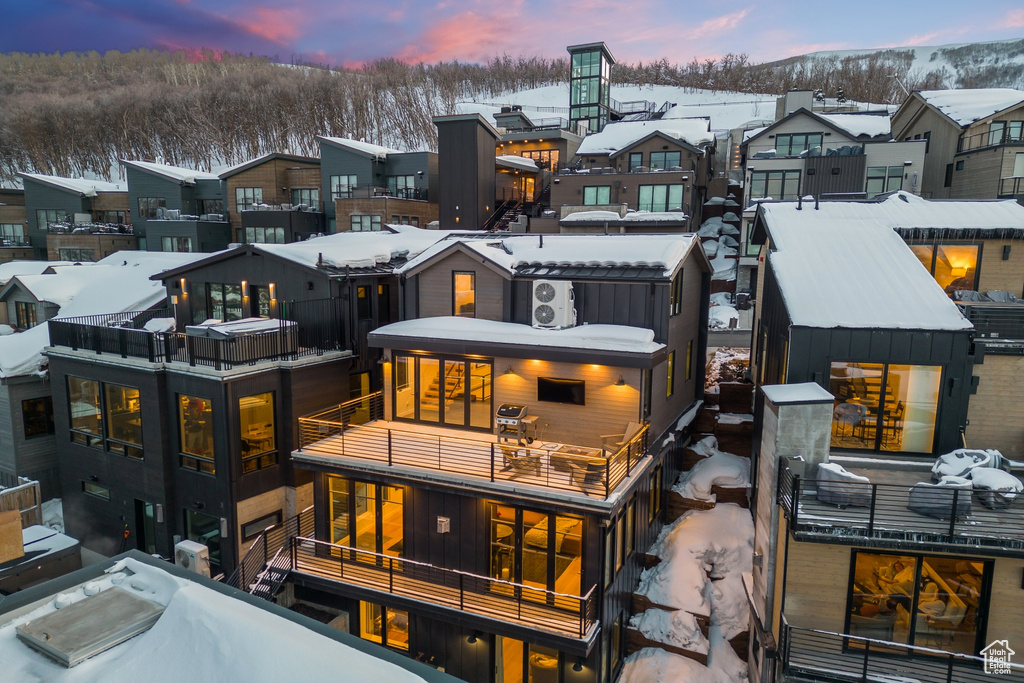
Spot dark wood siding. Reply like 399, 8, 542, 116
804, 154, 867, 197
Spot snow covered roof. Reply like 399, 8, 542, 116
0, 251, 205, 378
917, 88, 1024, 127
817, 112, 891, 138
120, 160, 220, 184
318, 137, 403, 159
758, 195, 975, 331
0, 261, 74, 285
399, 233, 701, 278
251, 228, 454, 271
371, 317, 664, 355
576, 118, 714, 157
742, 126, 768, 142
762, 382, 834, 405
495, 155, 538, 172
18, 173, 125, 196
0, 554, 435, 682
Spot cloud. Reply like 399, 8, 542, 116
235, 7, 305, 45
1005, 9, 1024, 28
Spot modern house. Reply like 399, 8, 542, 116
317, 137, 438, 233
749, 194, 978, 459
0, 188, 33, 264
121, 159, 229, 252
0, 254, 203, 499
890, 88, 1024, 202
45, 230, 447, 574
549, 118, 717, 231
19, 173, 131, 261
218, 152, 324, 244
224, 232, 712, 682
741, 108, 926, 204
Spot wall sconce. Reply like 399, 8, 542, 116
573, 658, 584, 672
417, 170, 424, 176
155, 504, 164, 524
615, 375, 626, 386
193, 501, 204, 510
241, 280, 248, 296
179, 278, 186, 292
553, 178, 560, 184
1004, 245, 1012, 261
219, 517, 229, 538
505, 365, 514, 374
269, 283, 276, 299
467, 631, 482, 644
378, 352, 391, 364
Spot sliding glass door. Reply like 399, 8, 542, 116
392, 354, 492, 430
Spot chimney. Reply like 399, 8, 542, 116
796, 196, 802, 211
539, 234, 544, 248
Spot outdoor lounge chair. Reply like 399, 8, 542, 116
569, 459, 606, 495
501, 446, 541, 480
601, 421, 643, 456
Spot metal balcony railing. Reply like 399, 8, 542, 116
292, 536, 598, 640
225, 505, 314, 596
777, 462, 1024, 555
957, 302, 1024, 351
297, 393, 649, 500
47, 221, 133, 235
999, 176, 1024, 197
958, 127, 1024, 153
779, 617, 1024, 682
48, 298, 349, 370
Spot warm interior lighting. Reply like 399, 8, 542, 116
379, 352, 391, 364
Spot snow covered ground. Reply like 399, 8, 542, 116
674, 437, 751, 502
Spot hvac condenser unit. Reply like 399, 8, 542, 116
174, 539, 211, 578
532, 280, 576, 329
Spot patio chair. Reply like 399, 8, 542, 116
601, 421, 643, 456
569, 459, 607, 495
502, 447, 541, 480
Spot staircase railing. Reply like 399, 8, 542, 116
225, 504, 314, 595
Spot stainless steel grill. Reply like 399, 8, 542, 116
495, 404, 532, 444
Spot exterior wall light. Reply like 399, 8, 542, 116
615, 375, 626, 386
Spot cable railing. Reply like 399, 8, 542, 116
958, 127, 1024, 153
292, 536, 598, 640
780, 617, 1024, 682
777, 462, 1024, 554
957, 302, 1024, 351
297, 396, 648, 500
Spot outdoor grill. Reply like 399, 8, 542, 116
495, 403, 534, 444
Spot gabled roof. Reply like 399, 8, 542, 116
398, 233, 710, 280
18, 173, 125, 196
743, 108, 890, 149
317, 137, 403, 160
911, 88, 1024, 128
120, 160, 220, 184
576, 119, 714, 157
754, 193, 981, 331
218, 153, 320, 179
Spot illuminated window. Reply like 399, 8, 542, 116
686, 340, 693, 381
909, 243, 980, 294
15, 302, 37, 329
328, 476, 404, 556
179, 395, 214, 474
666, 351, 675, 397
360, 602, 409, 651
68, 377, 142, 459
453, 271, 476, 317
669, 271, 683, 316
239, 392, 276, 473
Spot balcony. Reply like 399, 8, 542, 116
238, 195, 324, 213
777, 461, 1024, 557
291, 536, 597, 641
999, 176, 1024, 199
48, 298, 349, 371
780, 618, 1023, 682
47, 221, 132, 235
958, 301, 1024, 354
296, 393, 649, 501
958, 127, 1024, 153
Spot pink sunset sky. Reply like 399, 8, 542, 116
4, 1, 1023, 66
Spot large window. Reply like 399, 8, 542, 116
669, 271, 683, 316
22, 397, 54, 439
453, 272, 475, 317
522, 149, 559, 171
847, 550, 989, 656
749, 170, 801, 201
235, 187, 263, 212
628, 152, 643, 171
239, 392, 276, 473
68, 377, 142, 458
244, 227, 285, 244
909, 243, 980, 295
387, 175, 416, 199
775, 133, 823, 157
197, 199, 224, 215
638, 184, 684, 212
360, 601, 408, 651
331, 174, 357, 200
328, 475, 404, 556
179, 395, 214, 474
195, 282, 244, 322
830, 362, 942, 453
57, 248, 95, 262
160, 236, 194, 252
15, 302, 37, 329
583, 185, 611, 205
184, 508, 221, 573
0, 223, 25, 245
866, 166, 904, 196
666, 351, 675, 397
497, 637, 560, 683
489, 503, 582, 596
350, 214, 382, 231
290, 188, 319, 207
137, 197, 166, 219
393, 355, 492, 429
649, 151, 682, 170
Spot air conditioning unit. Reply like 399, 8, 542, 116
532, 280, 576, 329
174, 540, 210, 578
